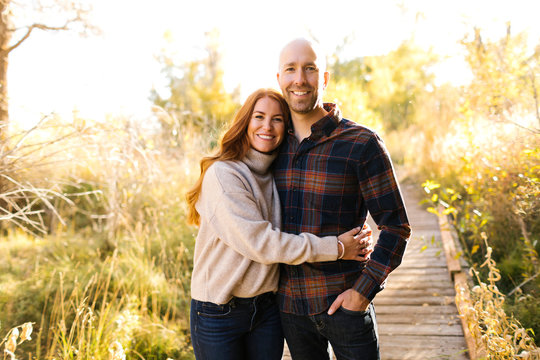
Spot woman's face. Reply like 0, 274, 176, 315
247, 96, 286, 153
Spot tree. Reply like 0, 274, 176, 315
151, 29, 240, 151
328, 40, 438, 132
461, 23, 540, 132
325, 39, 383, 132
0, 0, 94, 136
364, 41, 438, 131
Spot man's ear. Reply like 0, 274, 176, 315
323, 71, 330, 90
276, 72, 280, 84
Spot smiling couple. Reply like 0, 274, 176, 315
186, 38, 411, 360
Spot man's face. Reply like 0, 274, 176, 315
277, 40, 329, 115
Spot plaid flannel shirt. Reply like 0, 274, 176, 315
274, 103, 411, 316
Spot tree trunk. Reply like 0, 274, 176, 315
0, 0, 11, 137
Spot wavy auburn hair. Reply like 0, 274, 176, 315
186, 88, 290, 226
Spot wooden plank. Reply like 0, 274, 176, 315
379, 335, 468, 349
376, 313, 462, 325
379, 335, 469, 360
401, 245, 444, 253
438, 206, 462, 276
454, 272, 484, 359
400, 250, 445, 258
374, 296, 455, 306
397, 261, 447, 269
377, 323, 464, 336
379, 287, 456, 297
385, 272, 452, 284
387, 267, 450, 276
379, 348, 469, 360
375, 304, 459, 315
382, 283, 451, 291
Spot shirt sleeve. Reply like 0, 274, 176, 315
199, 164, 339, 265
353, 133, 411, 301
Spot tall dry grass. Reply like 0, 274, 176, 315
454, 233, 540, 359
1, 113, 204, 359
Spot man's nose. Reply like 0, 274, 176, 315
294, 70, 306, 85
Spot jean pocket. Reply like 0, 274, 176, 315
339, 306, 369, 316
197, 302, 232, 318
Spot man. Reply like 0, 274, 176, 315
274, 38, 411, 360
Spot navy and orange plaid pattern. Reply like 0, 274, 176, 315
274, 103, 411, 316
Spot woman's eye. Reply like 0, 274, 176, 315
273, 117, 283, 122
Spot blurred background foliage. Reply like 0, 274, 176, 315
0, 7, 539, 359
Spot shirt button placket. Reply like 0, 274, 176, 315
291, 154, 302, 233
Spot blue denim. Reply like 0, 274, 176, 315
280, 303, 380, 360
190, 292, 284, 360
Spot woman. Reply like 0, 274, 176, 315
186, 88, 372, 360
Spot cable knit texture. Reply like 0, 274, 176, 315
191, 148, 338, 304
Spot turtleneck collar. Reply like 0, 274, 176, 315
242, 148, 278, 175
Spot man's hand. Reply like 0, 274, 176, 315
327, 289, 370, 315
338, 225, 374, 261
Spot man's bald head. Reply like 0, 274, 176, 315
278, 38, 327, 73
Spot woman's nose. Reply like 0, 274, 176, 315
262, 119, 272, 130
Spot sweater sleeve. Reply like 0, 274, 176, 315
199, 164, 339, 265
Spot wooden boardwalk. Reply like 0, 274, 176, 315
283, 182, 470, 360
373, 183, 469, 360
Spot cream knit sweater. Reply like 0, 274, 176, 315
191, 148, 339, 304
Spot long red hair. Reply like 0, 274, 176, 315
186, 88, 290, 226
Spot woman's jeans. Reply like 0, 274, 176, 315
190, 292, 284, 360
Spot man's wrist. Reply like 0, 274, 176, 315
351, 288, 370, 304
353, 274, 380, 301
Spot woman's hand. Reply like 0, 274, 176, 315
338, 224, 374, 261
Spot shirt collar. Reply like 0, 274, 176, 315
287, 103, 342, 141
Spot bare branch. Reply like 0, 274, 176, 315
0, 173, 76, 233
491, 116, 540, 134
507, 270, 540, 297
5, 20, 73, 54
527, 67, 540, 126
1, 114, 51, 155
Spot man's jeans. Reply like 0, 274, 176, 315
190, 292, 284, 360
280, 303, 380, 360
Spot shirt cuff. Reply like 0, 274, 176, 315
353, 274, 382, 301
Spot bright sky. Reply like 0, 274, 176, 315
8, 0, 540, 126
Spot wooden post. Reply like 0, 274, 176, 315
437, 209, 482, 359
